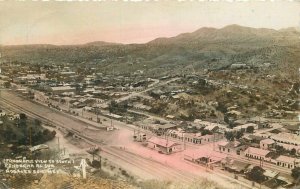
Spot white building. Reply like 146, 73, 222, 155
276, 155, 300, 169
260, 139, 275, 150
147, 137, 182, 154
244, 147, 271, 160
270, 133, 300, 146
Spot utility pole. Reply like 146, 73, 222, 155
96, 107, 99, 122
68, 102, 70, 112
183, 133, 186, 150
28, 127, 32, 147
57, 137, 60, 153
213, 132, 215, 151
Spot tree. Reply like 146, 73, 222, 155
275, 145, 285, 155
246, 126, 254, 133
291, 167, 300, 183
247, 166, 266, 183
19, 113, 27, 127
291, 148, 296, 156
108, 100, 118, 113
3, 81, 11, 88
33, 119, 41, 127
225, 131, 235, 141
235, 130, 244, 139
202, 129, 212, 136
19, 113, 27, 120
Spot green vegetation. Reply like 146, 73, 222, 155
246, 126, 254, 133
224, 130, 244, 141
3, 81, 11, 88
291, 167, 300, 183
0, 113, 56, 150
108, 100, 128, 114
247, 166, 267, 183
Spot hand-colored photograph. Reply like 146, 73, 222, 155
0, 1, 299, 189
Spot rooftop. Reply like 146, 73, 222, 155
276, 155, 297, 163
261, 139, 275, 145
185, 149, 227, 160
51, 86, 75, 91
271, 133, 300, 144
245, 147, 270, 156
147, 137, 179, 148
263, 169, 279, 178
284, 124, 300, 131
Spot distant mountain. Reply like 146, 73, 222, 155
148, 24, 299, 45
84, 41, 122, 46
1, 25, 300, 76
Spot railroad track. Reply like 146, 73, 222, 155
0, 95, 196, 183
0, 92, 253, 188
103, 146, 196, 183
0, 95, 105, 130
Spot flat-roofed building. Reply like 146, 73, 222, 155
260, 139, 275, 150
271, 133, 300, 146
147, 137, 182, 154
276, 155, 300, 169
218, 141, 247, 155
184, 149, 227, 165
50, 86, 76, 94
244, 147, 271, 160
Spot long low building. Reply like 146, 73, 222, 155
270, 133, 300, 146
276, 155, 300, 169
184, 149, 227, 164
147, 137, 182, 154
244, 147, 271, 160
49, 86, 76, 94
167, 130, 224, 145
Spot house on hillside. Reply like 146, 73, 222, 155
230, 63, 248, 69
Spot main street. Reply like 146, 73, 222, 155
0, 89, 256, 189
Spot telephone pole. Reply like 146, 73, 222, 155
29, 127, 32, 147
57, 137, 60, 153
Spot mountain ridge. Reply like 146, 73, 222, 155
1, 25, 299, 47
1, 24, 299, 78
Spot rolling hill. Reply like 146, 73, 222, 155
1, 25, 299, 77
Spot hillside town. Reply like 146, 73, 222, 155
0, 48, 299, 189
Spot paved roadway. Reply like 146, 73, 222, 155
115, 77, 180, 103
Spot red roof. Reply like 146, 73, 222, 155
148, 137, 179, 148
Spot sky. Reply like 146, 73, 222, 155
0, 1, 299, 45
